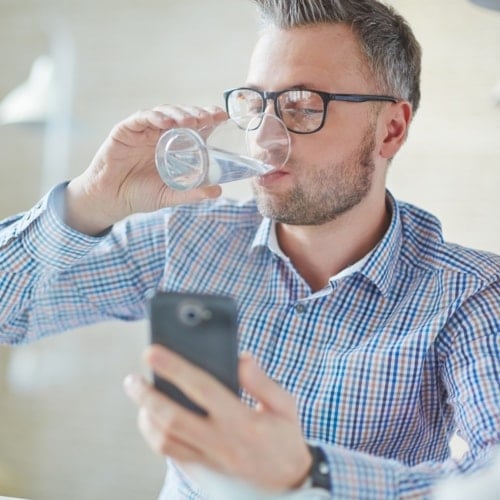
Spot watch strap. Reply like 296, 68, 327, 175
307, 444, 332, 491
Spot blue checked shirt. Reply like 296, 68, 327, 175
1, 183, 499, 499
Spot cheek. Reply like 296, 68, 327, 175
289, 133, 337, 167
289, 112, 373, 166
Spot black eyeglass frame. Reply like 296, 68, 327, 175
223, 87, 399, 134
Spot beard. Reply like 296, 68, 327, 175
252, 122, 377, 226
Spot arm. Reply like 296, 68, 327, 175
312, 282, 499, 498
0, 105, 227, 344
0, 184, 166, 343
125, 283, 499, 498
64, 105, 225, 235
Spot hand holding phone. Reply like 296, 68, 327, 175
148, 291, 239, 415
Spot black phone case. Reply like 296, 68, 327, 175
148, 291, 239, 415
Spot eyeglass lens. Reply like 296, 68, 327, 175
227, 89, 324, 133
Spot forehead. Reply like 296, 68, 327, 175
246, 24, 370, 92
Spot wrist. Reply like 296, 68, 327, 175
290, 444, 314, 490
65, 177, 115, 236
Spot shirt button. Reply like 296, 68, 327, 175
295, 303, 307, 314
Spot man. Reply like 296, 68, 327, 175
1, 0, 498, 498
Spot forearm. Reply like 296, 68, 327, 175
0, 183, 164, 343
320, 288, 500, 499
318, 440, 497, 499
0, 184, 112, 342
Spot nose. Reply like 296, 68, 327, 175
262, 98, 275, 115
258, 113, 286, 141
246, 113, 291, 168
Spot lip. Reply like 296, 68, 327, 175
257, 168, 289, 187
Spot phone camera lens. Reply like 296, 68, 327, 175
178, 301, 211, 326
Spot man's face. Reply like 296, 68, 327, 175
245, 24, 384, 225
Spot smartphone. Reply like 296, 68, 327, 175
148, 291, 239, 415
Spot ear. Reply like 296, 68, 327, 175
378, 101, 412, 160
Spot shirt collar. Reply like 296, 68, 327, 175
250, 191, 402, 297
250, 216, 275, 255
358, 191, 402, 297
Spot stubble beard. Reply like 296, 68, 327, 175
252, 125, 377, 226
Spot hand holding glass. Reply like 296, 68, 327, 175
155, 113, 291, 191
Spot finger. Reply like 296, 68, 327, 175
153, 104, 227, 131
153, 105, 202, 130
239, 353, 296, 419
137, 406, 202, 461
161, 184, 222, 208
200, 105, 228, 126
124, 374, 203, 436
138, 407, 232, 477
150, 105, 212, 130
144, 345, 240, 417
161, 104, 227, 121
116, 109, 175, 134
112, 105, 227, 139
123, 374, 216, 453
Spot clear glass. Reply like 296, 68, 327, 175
155, 113, 291, 191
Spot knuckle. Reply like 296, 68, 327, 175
205, 104, 225, 114
161, 410, 179, 431
132, 108, 147, 119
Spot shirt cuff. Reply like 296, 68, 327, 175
21, 182, 111, 270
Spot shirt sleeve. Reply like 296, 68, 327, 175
0, 183, 167, 344
316, 281, 500, 499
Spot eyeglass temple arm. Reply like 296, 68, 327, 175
332, 94, 398, 103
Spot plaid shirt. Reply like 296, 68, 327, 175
1, 184, 499, 499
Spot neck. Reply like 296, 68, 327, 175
276, 190, 390, 292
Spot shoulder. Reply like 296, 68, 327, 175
397, 199, 499, 287
108, 198, 260, 249
158, 197, 263, 246
121, 197, 261, 230
168, 197, 261, 227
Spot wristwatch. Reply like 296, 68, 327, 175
307, 444, 332, 491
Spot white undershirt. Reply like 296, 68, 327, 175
268, 221, 373, 299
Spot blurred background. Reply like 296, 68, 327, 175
0, 0, 498, 499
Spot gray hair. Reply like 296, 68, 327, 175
253, 0, 422, 114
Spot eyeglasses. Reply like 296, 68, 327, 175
223, 87, 398, 134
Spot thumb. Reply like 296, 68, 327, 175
159, 184, 222, 208
239, 353, 297, 420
